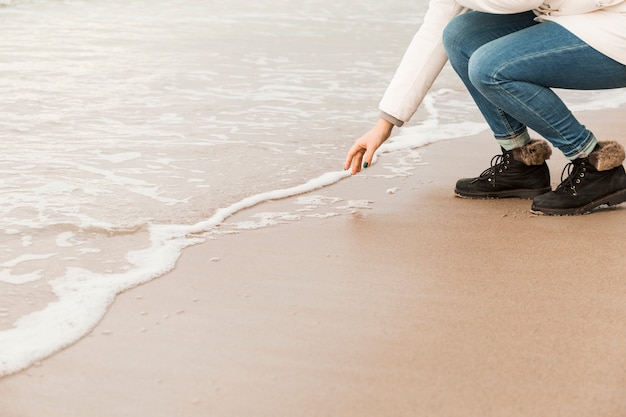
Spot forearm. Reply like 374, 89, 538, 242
373, 117, 395, 138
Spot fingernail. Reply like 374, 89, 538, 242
363, 162, 369, 168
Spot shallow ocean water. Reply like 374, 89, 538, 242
1, 0, 625, 376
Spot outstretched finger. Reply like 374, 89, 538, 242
344, 146, 363, 173
351, 151, 365, 174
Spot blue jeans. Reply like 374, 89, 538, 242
442, 11, 626, 159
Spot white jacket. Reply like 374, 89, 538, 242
379, 0, 626, 126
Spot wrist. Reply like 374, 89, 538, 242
375, 118, 394, 138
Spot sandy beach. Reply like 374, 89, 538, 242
1, 109, 626, 417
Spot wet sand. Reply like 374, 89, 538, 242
1, 109, 625, 417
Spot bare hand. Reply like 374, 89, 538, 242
344, 118, 394, 175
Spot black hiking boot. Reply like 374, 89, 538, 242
455, 139, 552, 199
531, 141, 626, 215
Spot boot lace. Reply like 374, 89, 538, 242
473, 153, 510, 184
555, 159, 588, 196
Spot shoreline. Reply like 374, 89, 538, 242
1, 109, 626, 416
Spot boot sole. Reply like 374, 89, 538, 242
530, 188, 626, 216
455, 187, 551, 200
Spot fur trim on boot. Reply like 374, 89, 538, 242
588, 140, 626, 171
511, 139, 552, 166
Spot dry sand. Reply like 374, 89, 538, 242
1, 109, 626, 417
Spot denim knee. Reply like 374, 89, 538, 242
467, 45, 501, 94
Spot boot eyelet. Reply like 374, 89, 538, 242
575, 179, 581, 184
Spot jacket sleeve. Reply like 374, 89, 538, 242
378, 0, 467, 124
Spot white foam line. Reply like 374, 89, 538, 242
0, 269, 43, 285
0, 110, 486, 377
0, 232, 203, 377
187, 170, 351, 234
188, 106, 487, 235
0, 253, 57, 268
